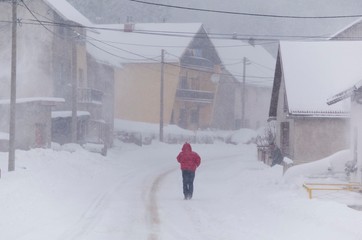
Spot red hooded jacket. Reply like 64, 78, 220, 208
177, 143, 201, 171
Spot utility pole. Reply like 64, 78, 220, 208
8, 0, 17, 171
159, 49, 164, 142
71, 39, 77, 142
241, 57, 247, 128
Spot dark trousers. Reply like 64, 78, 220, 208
182, 170, 195, 199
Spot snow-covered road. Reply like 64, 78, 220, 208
1, 142, 362, 240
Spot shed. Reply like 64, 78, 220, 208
0, 98, 64, 150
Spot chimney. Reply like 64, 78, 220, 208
124, 16, 134, 32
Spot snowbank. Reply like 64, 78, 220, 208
114, 119, 258, 145
283, 149, 352, 184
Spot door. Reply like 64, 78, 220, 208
280, 122, 289, 157
35, 123, 46, 148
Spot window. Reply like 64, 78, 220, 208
35, 123, 46, 148
179, 76, 188, 89
186, 48, 203, 57
283, 91, 288, 113
190, 109, 199, 124
179, 109, 187, 128
191, 77, 200, 90
193, 49, 203, 57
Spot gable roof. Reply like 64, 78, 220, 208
272, 41, 362, 117
330, 17, 362, 39
86, 22, 204, 68
212, 39, 275, 87
44, 0, 92, 26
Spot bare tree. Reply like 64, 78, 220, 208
256, 121, 276, 163
256, 121, 276, 147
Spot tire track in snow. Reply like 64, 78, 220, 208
58, 191, 111, 240
146, 168, 176, 240
146, 152, 242, 240
58, 170, 136, 240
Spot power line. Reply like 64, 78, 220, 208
21, 17, 362, 42
8, 4, 340, 43
7, 5, 358, 44
15, 1, 349, 86
20, 0, 78, 40
14, 1, 362, 43
129, 0, 362, 19
164, 51, 273, 82
22, 4, 274, 84
86, 34, 162, 62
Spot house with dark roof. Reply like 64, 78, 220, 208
89, 22, 221, 131
268, 41, 362, 164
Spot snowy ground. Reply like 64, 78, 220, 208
0, 138, 362, 239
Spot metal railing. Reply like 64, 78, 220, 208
181, 56, 214, 70
176, 89, 214, 103
77, 88, 103, 104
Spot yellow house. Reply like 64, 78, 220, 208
89, 23, 221, 130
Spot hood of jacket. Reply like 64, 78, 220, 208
182, 142, 192, 152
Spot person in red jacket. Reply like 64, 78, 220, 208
177, 142, 201, 200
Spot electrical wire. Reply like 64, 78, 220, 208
16, 1, 280, 84
129, 0, 362, 19
4, 11, 358, 45
11, 0, 362, 44
20, 1, 154, 62
20, 0, 80, 40
2, 11, 342, 43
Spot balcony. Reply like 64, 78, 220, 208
176, 89, 214, 103
77, 88, 103, 104
180, 56, 214, 70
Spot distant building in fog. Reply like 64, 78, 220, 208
211, 39, 275, 130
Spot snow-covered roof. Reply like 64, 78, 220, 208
212, 39, 275, 87
51, 111, 90, 119
0, 97, 65, 105
279, 41, 362, 116
330, 17, 362, 39
44, 0, 92, 26
86, 22, 203, 67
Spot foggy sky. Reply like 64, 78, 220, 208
69, 0, 362, 56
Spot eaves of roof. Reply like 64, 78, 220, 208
288, 110, 350, 118
43, 0, 92, 26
